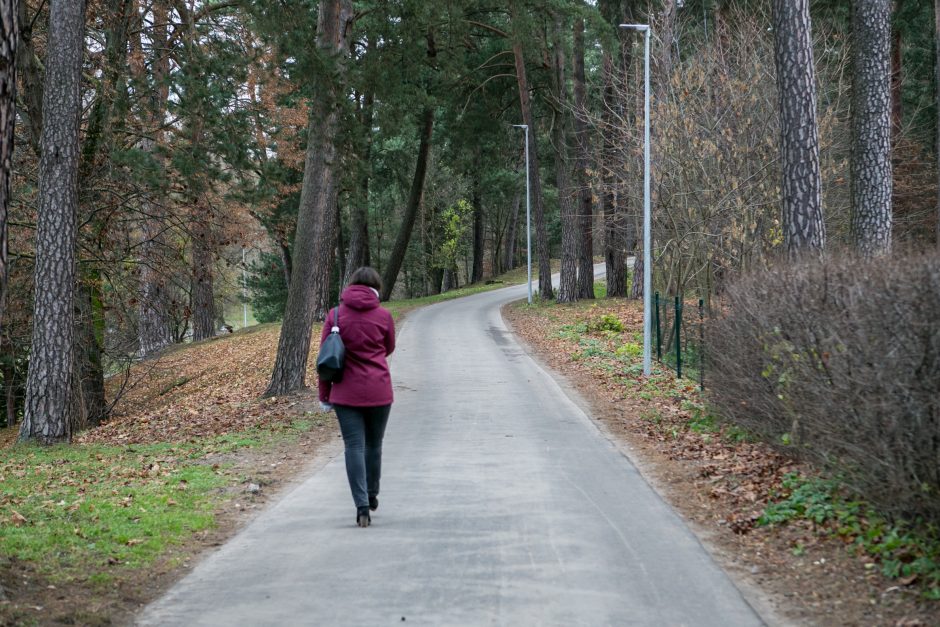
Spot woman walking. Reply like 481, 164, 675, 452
318, 267, 396, 527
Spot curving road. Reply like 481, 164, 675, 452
138, 266, 763, 626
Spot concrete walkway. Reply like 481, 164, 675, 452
138, 268, 763, 626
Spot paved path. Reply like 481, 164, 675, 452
138, 268, 763, 626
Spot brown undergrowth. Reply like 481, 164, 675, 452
504, 296, 938, 627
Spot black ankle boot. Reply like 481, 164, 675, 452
368, 495, 378, 511
357, 506, 371, 527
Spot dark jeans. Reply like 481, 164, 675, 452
334, 404, 391, 509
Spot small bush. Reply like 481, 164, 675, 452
708, 253, 940, 522
588, 313, 624, 333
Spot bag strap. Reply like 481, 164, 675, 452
331, 306, 340, 334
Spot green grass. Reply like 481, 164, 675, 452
0, 422, 314, 585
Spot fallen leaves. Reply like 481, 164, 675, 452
76, 326, 322, 446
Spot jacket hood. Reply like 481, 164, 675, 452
341, 284, 381, 311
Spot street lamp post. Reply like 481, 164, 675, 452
512, 123, 532, 304
619, 23, 652, 376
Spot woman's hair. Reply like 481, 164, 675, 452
348, 267, 383, 292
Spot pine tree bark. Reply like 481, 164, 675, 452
380, 106, 434, 300
265, 0, 352, 396
772, 0, 826, 255
511, 20, 553, 300
134, 0, 173, 355
0, 0, 16, 328
20, 0, 86, 443
73, 0, 130, 428
191, 210, 216, 341
573, 17, 594, 300
471, 179, 484, 284
851, 0, 893, 257
503, 186, 522, 273
552, 16, 578, 304
602, 48, 627, 297
15, 0, 41, 156
344, 92, 374, 284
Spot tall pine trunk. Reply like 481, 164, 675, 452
380, 107, 434, 300
772, 0, 826, 255
851, 0, 893, 257
602, 49, 627, 297
134, 0, 173, 355
471, 178, 484, 284
266, 0, 352, 396
511, 22, 553, 300
344, 87, 374, 283
0, 0, 15, 327
573, 17, 594, 300
20, 0, 86, 443
936, 0, 940, 246
552, 16, 578, 304
72, 0, 130, 428
191, 211, 216, 341
503, 186, 522, 273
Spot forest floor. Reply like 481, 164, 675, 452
503, 293, 940, 627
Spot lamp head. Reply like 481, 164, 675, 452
511, 124, 528, 129
618, 23, 649, 32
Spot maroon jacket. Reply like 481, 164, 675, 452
318, 285, 395, 407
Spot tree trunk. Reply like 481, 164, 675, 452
552, 16, 578, 304
138, 215, 173, 355
471, 179, 484, 284
191, 212, 216, 341
72, 272, 106, 430
342, 79, 375, 285
344, 89, 374, 284
602, 49, 627, 297
20, 0, 86, 444
573, 17, 594, 300
134, 0, 173, 355
265, 0, 352, 397
15, 0, 41, 156
380, 106, 434, 301
890, 0, 903, 144
503, 186, 522, 273
511, 22, 553, 300
72, 0, 130, 427
851, 0, 893, 257
937, 0, 940, 246
771, 0, 826, 255
0, 0, 15, 328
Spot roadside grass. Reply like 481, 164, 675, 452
0, 419, 317, 588
506, 290, 940, 602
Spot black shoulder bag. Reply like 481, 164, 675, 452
316, 306, 346, 383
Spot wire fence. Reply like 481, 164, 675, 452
653, 293, 706, 389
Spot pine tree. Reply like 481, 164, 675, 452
20, 0, 87, 443
851, 0, 893, 256
772, 0, 826, 254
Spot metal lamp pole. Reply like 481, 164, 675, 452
512, 123, 532, 304
619, 23, 652, 376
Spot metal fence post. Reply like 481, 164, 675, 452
675, 296, 682, 379
654, 292, 662, 360
698, 298, 705, 390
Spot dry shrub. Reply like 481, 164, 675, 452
708, 253, 940, 521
